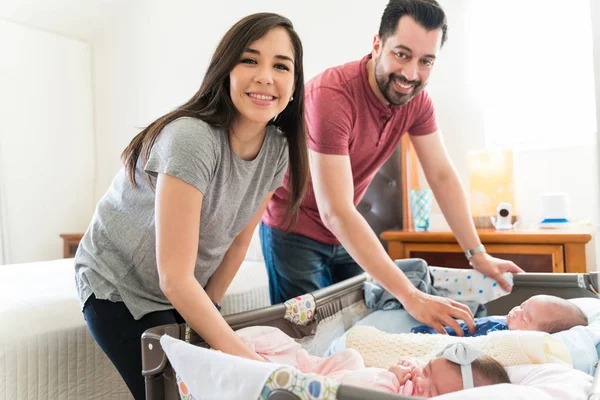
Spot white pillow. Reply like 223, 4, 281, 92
160, 334, 279, 400
434, 363, 592, 400
570, 297, 600, 317
552, 297, 600, 374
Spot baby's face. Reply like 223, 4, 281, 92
396, 358, 462, 397
506, 296, 553, 331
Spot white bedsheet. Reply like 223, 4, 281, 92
0, 258, 130, 400
1, 258, 88, 341
0, 257, 270, 399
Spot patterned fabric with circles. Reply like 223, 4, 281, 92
284, 294, 316, 326
177, 373, 196, 400
176, 324, 195, 400
259, 366, 339, 400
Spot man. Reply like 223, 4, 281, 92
261, 0, 523, 335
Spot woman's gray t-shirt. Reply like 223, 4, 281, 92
75, 117, 289, 319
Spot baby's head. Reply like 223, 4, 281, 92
392, 353, 510, 397
507, 295, 588, 333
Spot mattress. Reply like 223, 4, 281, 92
0, 257, 270, 399
0, 258, 130, 400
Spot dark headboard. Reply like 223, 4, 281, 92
357, 145, 404, 249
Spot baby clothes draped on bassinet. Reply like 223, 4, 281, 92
364, 258, 512, 315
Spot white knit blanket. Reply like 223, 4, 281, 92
347, 326, 572, 369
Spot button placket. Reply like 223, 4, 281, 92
378, 114, 392, 146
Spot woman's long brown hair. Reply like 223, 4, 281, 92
120, 13, 308, 229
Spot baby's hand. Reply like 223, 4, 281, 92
397, 357, 426, 372
388, 364, 412, 385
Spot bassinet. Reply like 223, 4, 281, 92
142, 271, 600, 399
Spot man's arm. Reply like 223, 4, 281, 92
204, 193, 273, 304
410, 131, 524, 290
309, 149, 475, 335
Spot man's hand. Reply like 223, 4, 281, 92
403, 291, 476, 336
469, 253, 524, 292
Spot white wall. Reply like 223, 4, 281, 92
0, 20, 95, 263
91, 0, 386, 200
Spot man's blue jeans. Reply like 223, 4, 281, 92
259, 222, 364, 304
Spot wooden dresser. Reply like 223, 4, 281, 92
381, 229, 592, 273
60, 233, 84, 258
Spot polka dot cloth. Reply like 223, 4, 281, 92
430, 267, 513, 304
284, 294, 316, 326
260, 366, 339, 400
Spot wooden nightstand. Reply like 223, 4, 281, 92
380, 229, 592, 273
60, 233, 84, 258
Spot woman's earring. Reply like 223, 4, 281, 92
289, 95, 294, 102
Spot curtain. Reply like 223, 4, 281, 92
0, 139, 10, 265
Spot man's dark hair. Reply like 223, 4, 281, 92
378, 0, 448, 46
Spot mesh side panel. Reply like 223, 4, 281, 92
298, 300, 371, 356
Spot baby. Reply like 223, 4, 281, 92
237, 326, 509, 397
413, 295, 588, 336
506, 294, 588, 333
336, 344, 510, 397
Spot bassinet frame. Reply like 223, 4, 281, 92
142, 271, 600, 400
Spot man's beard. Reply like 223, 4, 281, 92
375, 60, 425, 106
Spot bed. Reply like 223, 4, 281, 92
0, 255, 270, 400
142, 270, 600, 400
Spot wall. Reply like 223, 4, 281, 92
0, 19, 95, 263
91, 0, 386, 200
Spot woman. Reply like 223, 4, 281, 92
74, 12, 308, 399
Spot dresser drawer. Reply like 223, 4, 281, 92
382, 229, 590, 274
397, 243, 564, 273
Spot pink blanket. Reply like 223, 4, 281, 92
237, 326, 414, 395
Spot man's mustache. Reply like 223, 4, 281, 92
390, 74, 420, 87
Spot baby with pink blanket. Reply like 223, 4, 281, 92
237, 326, 510, 397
